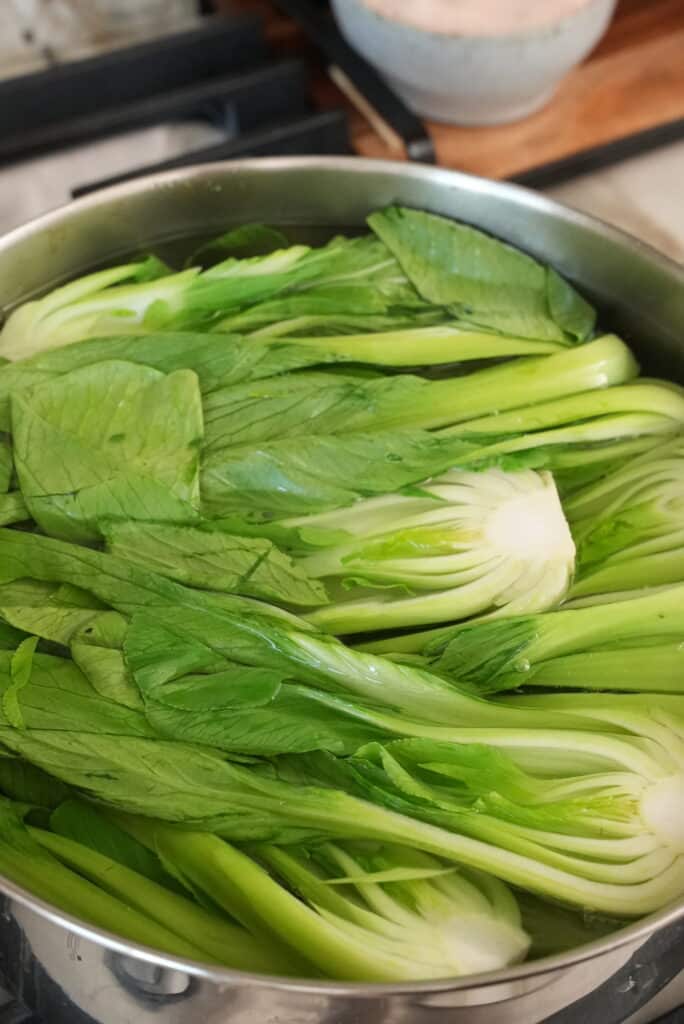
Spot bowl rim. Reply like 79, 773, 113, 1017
0, 154, 683, 994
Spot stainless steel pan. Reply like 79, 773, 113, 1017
1, 157, 683, 1024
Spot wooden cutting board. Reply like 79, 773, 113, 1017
222, 0, 684, 184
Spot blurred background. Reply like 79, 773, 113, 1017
0, 0, 682, 259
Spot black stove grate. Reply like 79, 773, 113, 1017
0, 7, 351, 198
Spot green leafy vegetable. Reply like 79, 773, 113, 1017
249, 323, 568, 362
0, 208, 681, 978
202, 335, 637, 453
0, 647, 155, 737
187, 223, 289, 266
0, 232, 427, 359
0, 492, 29, 526
0, 758, 71, 808
104, 521, 328, 607
566, 434, 684, 596
297, 467, 575, 633
119, 817, 530, 980
51, 797, 183, 890
0, 716, 680, 916
0, 437, 12, 492
3, 636, 38, 728
421, 583, 684, 693
0, 579, 105, 646
0, 332, 341, 430
368, 207, 596, 342
0, 796, 209, 961
201, 429, 474, 521
12, 361, 203, 542
34, 818, 303, 973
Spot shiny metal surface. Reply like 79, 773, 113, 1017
0, 157, 683, 1024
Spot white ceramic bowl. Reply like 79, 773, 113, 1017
331, 0, 617, 125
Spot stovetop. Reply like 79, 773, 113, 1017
0, 985, 682, 1023
0, 5, 350, 234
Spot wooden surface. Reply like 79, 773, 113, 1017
221, 0, 684, 180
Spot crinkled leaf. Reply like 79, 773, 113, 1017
187, 223, 289, 267
0, 650, 153, 737
11, 360, 203, 542
0, 580, 103, 646
369, 207, 593, 342
546, 268, 596, 341
103, 521, 328, 607
202, 371, 386, 451
51, 798, 183, 891
145, 684, 382, 756
0, 529, 305, 633
0, 332, 348, 431
3, 637, 39, 729
201, 430, 475, 521
123, 612, 238, 696
72, 642, 143, 711
0, 492, 29, 527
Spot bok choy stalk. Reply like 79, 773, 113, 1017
0, 262, 200, 361
307, 724, 684, 909
289, 468, 576, 633
0, 630, 681, 917
0, 797, 210, 962
117, 817, 530, 980
31, 821, 305, 974
565, 435, 684, 597
0, 529, 669, 739
200, 336, 642, 520
2, 711, 683, 916
0, 609, 641, 763
105, 466, 575, 635
438, 383, 684, 470
246, 323, 570, 362
201, 334, 637, 451
428, 384, 684, 499
0, 233, 424, 360
411, 583, 684, 693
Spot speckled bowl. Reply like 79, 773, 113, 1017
330, 0, 617, 125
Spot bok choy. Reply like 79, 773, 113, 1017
0, 204, 681, 981
289, 468, 574, 633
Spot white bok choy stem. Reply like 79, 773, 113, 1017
566, 434, 684, 596
117, 817, 530, 981
299, 468, 575, 633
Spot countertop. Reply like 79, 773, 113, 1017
545, 138, 684, 264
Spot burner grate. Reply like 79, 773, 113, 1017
0, 7, 350, 213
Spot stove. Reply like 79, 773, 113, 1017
0, 5, 349, 233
